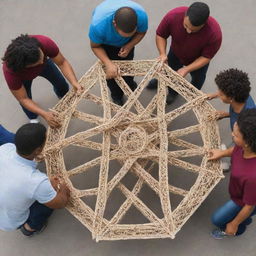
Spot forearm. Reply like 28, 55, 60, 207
186, 56, 210, 73
230, 205, 255, 226
58, 60, 79, 88
19, 98, 47, 118
91, 46, 112, 66
125, 32, 146, 49
156, 35, 167, 56
220, 147, 234, 157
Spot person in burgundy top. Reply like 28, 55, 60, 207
209, 109, 256, 239
147, 2, 222, 104
2, 34, 82, 128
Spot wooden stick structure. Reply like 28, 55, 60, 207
43, 60, 224, 241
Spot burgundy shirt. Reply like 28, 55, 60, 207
229, 146, 256, 206
156, 7, 222, 65
2, 35, 59, 90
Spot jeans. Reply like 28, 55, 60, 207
167, 49, 209, 96
25, 201, 53, 231
0, 125, 15, 146
211, 199, 256, 236
102, 44, 135, 101
22, 58, 69, 119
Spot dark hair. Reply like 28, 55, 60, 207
2, 34, 41, 72
15, 123, 46, 156
186, 2, 210, 26
237, 109, 256, 153
114, 7, 137, 33
215, 68, 251, 103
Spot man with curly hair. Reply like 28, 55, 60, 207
147, 2, 222, 104
209, 109, 256, 239
2, 34, 82, 128
208, 68, 255, 130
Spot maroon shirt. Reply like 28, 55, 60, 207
2, 35, 59, 90
156, 7, 222, 65
229, 146, 256, 206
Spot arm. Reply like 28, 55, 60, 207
11, 86, 60, 128
208, 146, 234, 160
90, 41, 119, 79
225, 205, 255, 235
155, 35, 168, 62
44, 182, 70, 209
52, 52, 82, 93
118, 32, 146, 58
177, 56, 210, 77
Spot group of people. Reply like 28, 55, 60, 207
0, 0, 255, 241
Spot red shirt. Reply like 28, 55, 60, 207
156, 7, 222, 65
2, 35, 59, 90
229, 146, 256, 206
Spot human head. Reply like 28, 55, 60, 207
232, 109, 256, 153
113, 7, 137, 37
2, 34, 44, 72
215, 68, 251, 104
184, 2, 210, 33
15, 123, 47, 157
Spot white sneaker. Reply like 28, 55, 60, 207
29, 119, 39, 124
220, 143, 230, 172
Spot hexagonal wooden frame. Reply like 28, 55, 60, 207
43, 60, 224, 241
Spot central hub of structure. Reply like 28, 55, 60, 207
119, 126, 147, 154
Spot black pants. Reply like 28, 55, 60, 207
102, 45, 135, 100
167, 49, 209, 96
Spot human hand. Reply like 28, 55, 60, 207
157, 54, 168, 64
225, 222, 238, 236
207, 149, 224, 160
207, 92, 219, 100
177, 67, 189, 77
59, 182, 71, 197
73, 82, 84, 95
35, 153, 45, 162
118, 45, 132, 58
43, 111, 61, 128
50, 176, 61, 191
105, 62, 119, 79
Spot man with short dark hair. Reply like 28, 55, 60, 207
89, 0, 148, 105
2, 34, 82, 128
147, 2, 222, 104
0, 123, 70, 236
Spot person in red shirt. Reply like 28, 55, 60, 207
209, 109, 256, 239
2, 34, 82, 128
147, 2, 222, 104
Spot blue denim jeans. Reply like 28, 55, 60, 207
25, 201, 53, 231
22, 58, 69, 119
211, 200, 256, 236
167, 49, 209, 96
0, 125, 15, 146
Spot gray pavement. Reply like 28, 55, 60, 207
1, 0, 256, 255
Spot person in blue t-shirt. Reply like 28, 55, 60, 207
89, 0, 148, 106
208, 68, 255, 131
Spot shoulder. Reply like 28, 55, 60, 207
31, 35, 59, 57
246, 95, 256, 108
206, 17, 222, 40
167, 6, 188, 18
0, 143, 15, 155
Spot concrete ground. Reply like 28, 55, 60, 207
1, 0, 256, 255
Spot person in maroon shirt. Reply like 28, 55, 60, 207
147, 2, 222, 104
209, 109, 256, 239
2, 34, 82, 128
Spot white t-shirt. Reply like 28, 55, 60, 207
0, 143, 56, 231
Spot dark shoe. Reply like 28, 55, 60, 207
20, 223, 47, 237
166, 93, 177, 105
130, 81, 138, 91
147, 79, 158, 90
112, 97, 124, 106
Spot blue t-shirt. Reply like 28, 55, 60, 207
0, 144, 56, 231
89, 0, 148, 47
229, 95, 256, 130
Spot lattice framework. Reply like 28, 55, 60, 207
43, 60, 223, 241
